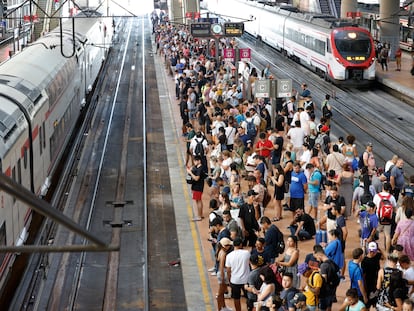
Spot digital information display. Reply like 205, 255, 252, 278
346, 56, 366, 61
224, 22, 244, 37
190, 23, 211, 37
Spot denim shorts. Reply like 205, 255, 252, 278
308, 191, 319, 207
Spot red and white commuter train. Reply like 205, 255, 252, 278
202, 0, 376, 84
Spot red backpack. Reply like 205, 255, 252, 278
377, 193, 393, 225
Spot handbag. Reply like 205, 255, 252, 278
186, 173, 193, 184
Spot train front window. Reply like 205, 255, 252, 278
334, 30, 372, 63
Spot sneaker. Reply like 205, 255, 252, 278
221, 307, 233, 311
210, 271, 217, 276
208, 267, 215, 272
192, 217, 202, 221
224, 293, 231, 299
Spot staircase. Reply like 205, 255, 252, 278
319, 0, 332, 15
32, 0, 60, 41
333, 0, 341, 17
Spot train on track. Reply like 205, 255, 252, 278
0, 11, 112, 294
202, 0, 376, 84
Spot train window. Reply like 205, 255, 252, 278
39, 125, 43, 155
42, 123, 46, 149
0, 222, 6, 263
12, 166, 16, 202
23, 147, 27, 169
17, 159, 21, 184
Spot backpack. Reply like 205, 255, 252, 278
327, 259, 341, 288
275, 227, 285, 255
377, 193, 393, 225
358, 152, 366, 170
315, 134, 324, 148
259, 118, 267, 132
194, 137, 205, 157
268, 264, 284, 293
246, 119, 257, 138
322, 101, 332, 118
383, 165, 394, 183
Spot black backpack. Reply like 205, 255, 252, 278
276, 227, 285, 255
194, 137, 205, 157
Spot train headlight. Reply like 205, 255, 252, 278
347, 32, 357, 39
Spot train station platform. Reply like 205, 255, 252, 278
151, 45, 403, 310
375, 51, 414, 103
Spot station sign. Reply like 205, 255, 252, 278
254, 80, 270, 98
239, 48, 251, 62
190, 23, 211, 37
223, 48, 235, 62
198, 17, 219, 24
224, 22, 244, 37
276, 79, 293, 98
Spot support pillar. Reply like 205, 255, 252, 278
340, 0, 357, 19
379, 0, 400, 60
169, 0, 184, 25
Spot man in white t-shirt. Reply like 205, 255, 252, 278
226, 237, 251, 311
287, 120, 306, 158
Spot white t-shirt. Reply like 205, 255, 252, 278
225, 248, 251, 284
403, 266, 414, 299
287, 127, 306, 148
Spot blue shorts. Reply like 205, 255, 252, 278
308, 192, 319, 208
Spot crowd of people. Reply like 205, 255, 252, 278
153, 15, 414, 311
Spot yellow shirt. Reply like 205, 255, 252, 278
303, 270, 323, 306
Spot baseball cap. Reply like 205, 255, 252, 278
291, 293, 306, 304
367, 142, 373, 147
368, 242, 378, 252
247, 189, 258, 197
321, 125, 329, 132
298, 263, 310, 275
219, 237, 233, 247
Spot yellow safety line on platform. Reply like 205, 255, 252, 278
164, 75, 212, 310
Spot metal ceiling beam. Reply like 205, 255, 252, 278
0, 173, 117, 253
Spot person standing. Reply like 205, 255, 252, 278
395, 47, 402, 71
259, 216, 284, 263
348, 248, 368, 304
390, 158, 405, 201
379, 44, 389, 71
216, 238, 234, 311
289, 162, 308, 217
239, 190, 260, 247
392, 208, 414, 261
187, 155, 205, 221
361, 242, 384, 309
225, 237, 251, 311
306, 163, 322, 220
321, 94, 333, 127
373, 182, 397, 253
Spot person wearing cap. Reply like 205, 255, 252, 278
316, 125, 331, 155
357, 200, 379, 250
238, 190, 260, 247
289, 162, 308, 217
225, 237, 251, 311
299, 262, 322, 311
339, 288, 367, 311
361, 142, 376, 176
216, 237, 233, 311
362, 241, 384, 309
291, 292, 309, 311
